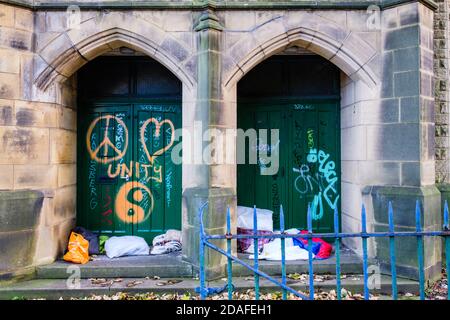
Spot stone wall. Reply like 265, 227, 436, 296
434, 0, 450, 185
0, 4, 77, 279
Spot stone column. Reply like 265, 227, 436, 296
435, 0, 450, 213
363, 2, 442, 281
182, 7, 236, 279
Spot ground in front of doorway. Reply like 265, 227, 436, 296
0, 273, 426, 300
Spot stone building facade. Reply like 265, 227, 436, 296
0, 0, 447, 282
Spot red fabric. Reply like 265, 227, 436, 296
297, 230, 333, 259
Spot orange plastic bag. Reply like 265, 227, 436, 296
63, 232, 90, 264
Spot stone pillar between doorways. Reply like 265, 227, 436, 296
182, 8, 237, 280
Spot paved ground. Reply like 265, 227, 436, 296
0, 274, 420, 300
2, 247, 429, 300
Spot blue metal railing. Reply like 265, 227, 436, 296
198, 201, 450, 300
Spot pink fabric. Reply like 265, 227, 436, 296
237, 227, 273, 253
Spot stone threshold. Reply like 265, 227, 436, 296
35, 247, 363, 279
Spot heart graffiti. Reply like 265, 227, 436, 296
140, 118, 176, 164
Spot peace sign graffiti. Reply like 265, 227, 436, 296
86, 115, 129, 164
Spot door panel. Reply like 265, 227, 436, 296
133, 104, 182, 242
237, 101, 340, 233
78, 103, 181, 243
79, 106, 133, 236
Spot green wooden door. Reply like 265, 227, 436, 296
237, 101, 340, 233
78, 103, 181, 243
134, 104, 181, 241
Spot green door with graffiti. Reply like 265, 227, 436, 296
77, 103, 181, 243
237, 100, 340, 233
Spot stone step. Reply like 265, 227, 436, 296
36, 249, 363, 279
36, 254, 194, 279
0, 275, 419, 300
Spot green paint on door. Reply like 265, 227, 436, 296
237, 101, 340, 233
78, 103, 182, 243
77, 56, 182, 243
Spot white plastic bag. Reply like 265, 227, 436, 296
249, 238, 312, 261
237, 206, 273, 232
104, 236, 149, 258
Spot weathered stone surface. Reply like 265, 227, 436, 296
0, 190, 44, 232
14, 101, 57, 128
400, 96, 420, 122
0, 126, 50, 164
50, 129, 76, 164
14, 164, 58, 189
0, 165, 13, 189
0, 100, 13, 125
53, 186, 76, 223
364, 185, 442, 280
393, 47, 419, 72
14, 8, 33, 32
0, 73, 19, 99
182, 187, 235, 279
394, 70, 420, 97
384, 25, 420, 51
0, 4, 15, 28
0, 27, 33, 51
367, 124, 420, 161
57, 164, 76, 187
359, 161, 401, 185
0, 48, 20, 74
0, 230, 36, 273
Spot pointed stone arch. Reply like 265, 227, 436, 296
34, 12, 196, 92
223, 13, 379, 90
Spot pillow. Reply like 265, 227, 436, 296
104, 236, 149, 258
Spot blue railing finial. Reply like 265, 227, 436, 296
307, 202, 312, 233
361, 203, 367, 233
415, 200, 422, 232
444, 200, 449, 230
388, 201, 394, 233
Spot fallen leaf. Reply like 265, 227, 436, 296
126, 281, 144, 288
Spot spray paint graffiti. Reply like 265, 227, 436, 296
293, 149, 339, 220
86, 114, 175, 224
165, 169, 173, 208
101, 188, 113, 226
115, 181, 154, 223
140, 117, 175, 164
292, 125, 339, 221
86, 115, 128, 164
88, 132, 98, 210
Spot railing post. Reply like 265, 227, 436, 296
199, 202, 207, 300
444, 201, 450, 301
280, 205, 287, 300
388, 201, 398, 300
253, 205, 260, 300
226, 206, 233, 300
416, 200, 425, 300
307, 203, 314, 300
334, 206, 341, 300
361, 204, 369, 300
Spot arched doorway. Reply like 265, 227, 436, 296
237, 52, 341, 232
76, 54, 182, 243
